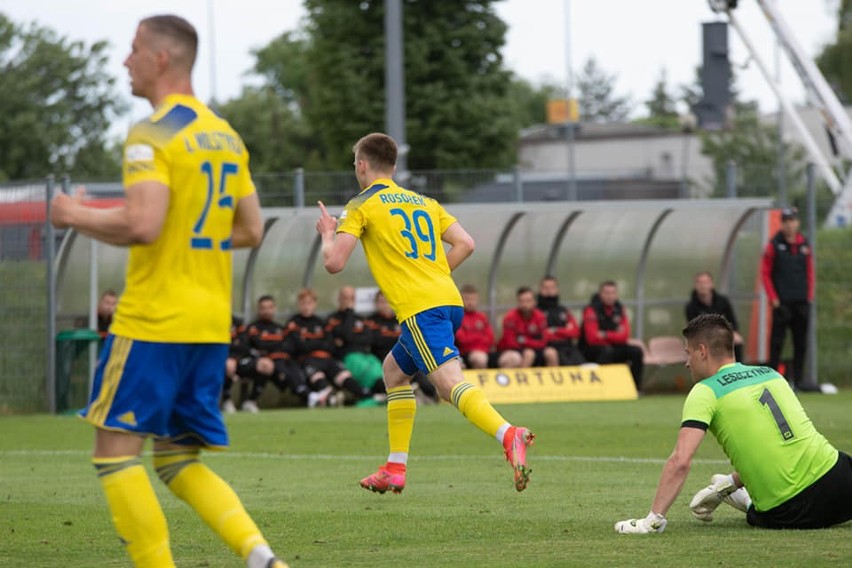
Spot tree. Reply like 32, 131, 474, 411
218, 85, 322, 174
0, 14, 126, 181
225, 1, 521, 171
575, 57, 631, 123
636, 69, 681, 130
699, 100, 807, 198
816, 0, 852, 103
507, 76, 564, 129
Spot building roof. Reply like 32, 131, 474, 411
520, 122, 689, 144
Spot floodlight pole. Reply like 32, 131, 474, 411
46, 176, 57, 414
207, 0, 218, 106
564, 0, 577, 201
385, 0, 409, 183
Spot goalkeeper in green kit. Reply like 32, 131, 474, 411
615, 313, 852, 534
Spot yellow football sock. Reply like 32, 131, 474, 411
93, 456, 174, 568
386, 385, 417, 460
154, 449, 267, 560
450, 381, 507, 438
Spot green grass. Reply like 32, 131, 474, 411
1, 395, 851, 567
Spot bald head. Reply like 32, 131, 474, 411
338, 286, 356, 309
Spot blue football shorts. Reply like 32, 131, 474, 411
391, 305, 463, 375
79, 334, 229, 448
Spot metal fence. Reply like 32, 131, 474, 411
248, 166, 697, 208
0, 182, 49, 413
0, 162, 849, 414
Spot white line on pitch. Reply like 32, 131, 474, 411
0, 449, 730, 465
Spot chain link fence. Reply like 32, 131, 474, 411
0, 182, 49, 413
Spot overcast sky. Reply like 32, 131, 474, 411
0, 0, 839, 135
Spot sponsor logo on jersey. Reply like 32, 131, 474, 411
125, 144, 154, 162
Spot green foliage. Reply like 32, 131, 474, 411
575, 56, 631, 123
298, 0, 387, 169
507, 75, 564, 129
816, 0, 852, 103
816, 226, 852, 385
1, 397, 851, 566
699, 101, 807, 197
636, 69, 681, 130
220, 1, 522, 171
218, 85, 324, 174
0, 13, 126, 181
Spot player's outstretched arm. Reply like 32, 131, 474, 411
615, 426, 705, 534
442, 222, 475, 271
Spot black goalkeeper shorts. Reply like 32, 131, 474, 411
747, 451, 852, 529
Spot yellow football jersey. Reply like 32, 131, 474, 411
110, 94, 255, 343
337, 178, 463, 322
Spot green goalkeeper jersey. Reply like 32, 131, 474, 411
682, 363, 837, 511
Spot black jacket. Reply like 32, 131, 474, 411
326, 308, 373, 358
685, 289, 739, 331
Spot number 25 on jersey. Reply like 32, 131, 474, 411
191, 160, 237, 250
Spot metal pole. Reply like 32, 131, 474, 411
294, 167, 305, 208
385, 0, 408, 182
45, 176, 57, 414
564, 0, 577, 201
513, 164, 523, 203
726, 160, 737, 198
88, 238, 99, 394
775, 38, 787, 207
726, 161, 738, 295
567, 124, 577, 200
725, 9, 842, 197
207, 0, 218, 106
757, 211, 769, 363
806, 163, 818, 388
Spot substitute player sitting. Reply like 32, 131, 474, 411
615, 314, 852, 533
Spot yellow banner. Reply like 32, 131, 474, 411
546, 98, 579, 124
462, 364, 638, 404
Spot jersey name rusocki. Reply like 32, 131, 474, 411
378, 193, 426, 206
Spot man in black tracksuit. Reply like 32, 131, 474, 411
288, 288, 370, 406
326, 286, 386, 399
685, 271, 744, 362
241, 295, 309, 411
760, 207, 816, 391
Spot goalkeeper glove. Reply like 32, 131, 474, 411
689, 473, 749, 522
614, 511, 667, 534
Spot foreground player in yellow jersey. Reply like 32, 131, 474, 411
50, 15, 287, 568
316, 132, 534, 493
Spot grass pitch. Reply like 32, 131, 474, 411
1, 393, 851, 567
